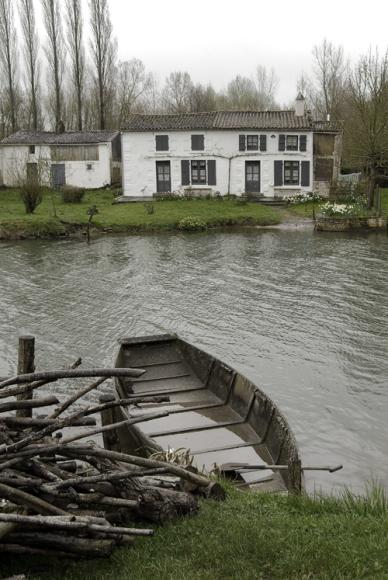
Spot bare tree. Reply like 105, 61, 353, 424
19, 0, 40, 130
255, 65, 278, 109
65, 0, 84, 130
226, 75, 259, 109
89, 0, 117, 129
312, 39, 347, 121
162, 71, 194, 113
116, 58, 151, 124
41, 0, 65, 131
0, 0, 18, 132
346, 49, 388, 208
190, 83, 217, 112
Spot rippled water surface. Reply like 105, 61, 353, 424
1, 229, 387, 493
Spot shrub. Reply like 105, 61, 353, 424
177, 216, 207, 231
61, 186, 86, 203
20, 181, 43, 214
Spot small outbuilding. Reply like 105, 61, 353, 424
0, 130, 121, 189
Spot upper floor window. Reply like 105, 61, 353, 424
156, 135, 169, 151
29, 145, 35, 154
279, 134, 307, 152
247, 135, 258, 151
191, 160, 206, 184
286, 135, 298, 151
191, 134, 204, 151
239, 134, 267, 151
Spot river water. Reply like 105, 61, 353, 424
1, 228, 387, 494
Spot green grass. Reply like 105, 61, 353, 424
0, 189, 281, 239
2, 483, 388, 579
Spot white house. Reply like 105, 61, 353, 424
0, 130, 121, 189
121, 96, 342, 199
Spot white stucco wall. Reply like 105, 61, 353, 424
0, 143, 113, 188
121, 129, 313, 198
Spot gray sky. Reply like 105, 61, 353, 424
108, 0, 388, 103
33, 0, 388, 105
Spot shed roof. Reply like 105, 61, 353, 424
1, 130, 120, 145
122, 110, 317, 132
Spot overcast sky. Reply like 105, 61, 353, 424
36, 0, 388, 105
110, 0, 388, 102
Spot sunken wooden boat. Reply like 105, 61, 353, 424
102, 334, 302, 493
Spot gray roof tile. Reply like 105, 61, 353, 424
122, 110, 316, 132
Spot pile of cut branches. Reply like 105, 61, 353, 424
0, 363, 225, 560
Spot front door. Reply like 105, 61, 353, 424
26, 162, 38, 183
51, 164, 66, 189
156, 161, 171, 193
245, 161, 260, 193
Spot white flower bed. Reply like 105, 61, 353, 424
320, 202, 357, 217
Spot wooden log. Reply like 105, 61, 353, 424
0, 408, 88, 456
0, 482, 68, 515
0, 443, 225, 499
84, 395, 170, 417
4, 532, 116, 558
2, 417, 96, 428
42, 491, 138, 510
16, 336, 35, 418
45, 467, 169, 490
0, 396, 59, 414
0, 513, 153, 536
60, 410, 170, 445
48, 377, 108, 419
0, 367, 146, 390
0, 543, 73, 558
288, 458, 302, 494
137, 486, 198, 523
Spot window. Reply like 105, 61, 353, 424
155, 135, 169, 151
286, 135, 298, 151
246, 135, 258, 151
29, 145, 35, 154
284, 161, 299, 185
191, 135, 204, 151
191, 160, 206, 184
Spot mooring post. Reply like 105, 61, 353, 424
16, 335, 35, 418
288, 458, 302, 495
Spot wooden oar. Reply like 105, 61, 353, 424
220, 462, 343, 473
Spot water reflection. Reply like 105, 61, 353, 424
0, 229, 387, 493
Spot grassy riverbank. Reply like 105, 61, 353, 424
288, 188, 388, 219
0, 188, 281, 239
1, 483, 388, 579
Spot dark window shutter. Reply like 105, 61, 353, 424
156, 135, 169, 151
260, 135, 267, 151
181, 160, 190, 185
278, 134, 285, 151
207, 160, 216, 185
274, 161, 283, 186
191, 134, 204, 150
299, 135, 307, 152
301, 161, 310, 186
239, 135, 246, 151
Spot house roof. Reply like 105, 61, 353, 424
122, 110, 317, 132
1, 130, 120, 145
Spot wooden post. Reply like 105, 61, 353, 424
288, 458, 302, 495
16, 336, 35, 418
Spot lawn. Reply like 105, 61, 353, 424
0, 188, 281, 239
1, 484, 388, 579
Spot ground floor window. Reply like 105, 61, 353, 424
191, 160, 206, 184
284, 161, 299, 185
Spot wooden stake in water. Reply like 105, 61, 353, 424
16, 336, 35, 419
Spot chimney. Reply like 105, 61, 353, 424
295, 93, 305, 117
